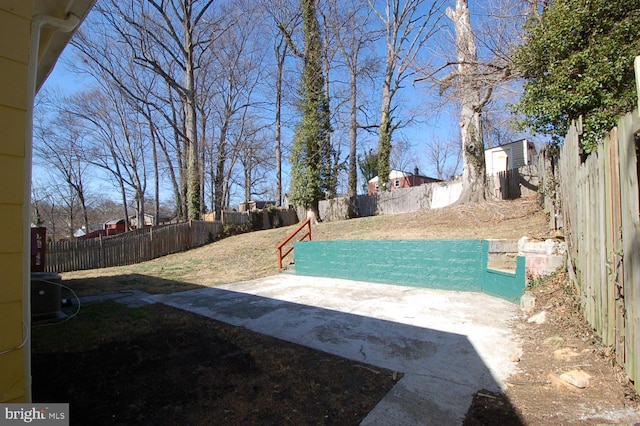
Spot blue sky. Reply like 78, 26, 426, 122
33, 0, 532, 208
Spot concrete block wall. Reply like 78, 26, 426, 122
293, 239, 526, 303
518, 236, 566, 279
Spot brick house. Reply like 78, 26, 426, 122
367, 168, 440, 195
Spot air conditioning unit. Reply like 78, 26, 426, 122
31, 272, 63, 321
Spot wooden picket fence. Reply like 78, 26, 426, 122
45, 220, 223, 273
541, 110, 640, 393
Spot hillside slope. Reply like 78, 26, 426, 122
58, 197, 640, 424
62, 197, 551, 293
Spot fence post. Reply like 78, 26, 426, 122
634, 56, 640, 111
99, 234, 104, 268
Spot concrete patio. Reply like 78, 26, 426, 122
146, 274, 522, 425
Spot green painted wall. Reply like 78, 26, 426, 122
293, 239, 525, 303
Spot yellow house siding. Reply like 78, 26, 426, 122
0, 253, 22, 303
0, 57, 28, 110
0, 155, 24, 204
0, 349, 26, 403
0, 10, 30, 64
0, 205, 24, 253
0, 301, 24, 352
0, 105, 27, 157
0, 2, 31, 19
0, 3, 31, 404
0, 300, 26, 403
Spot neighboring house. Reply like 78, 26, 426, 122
238, 200, 276, 212
368, 168, 440, 195
78, 215, 171, 239
103, 215, 153, 234
73, 227, 87, 238
73, 223, 105, 239
484, 139, 538, 176
128, 213, 156, 228
0, 1, 96, 403
104, 218, 127, 235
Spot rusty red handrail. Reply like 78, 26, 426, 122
277, 217, 311, 270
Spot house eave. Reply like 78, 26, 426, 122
33, 0, 96, 92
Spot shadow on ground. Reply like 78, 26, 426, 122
32, 273, 525, 425
150, 274, 526, 425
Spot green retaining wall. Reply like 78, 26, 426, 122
293, 239, 526, 304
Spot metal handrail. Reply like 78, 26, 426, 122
277, 217, 312, 270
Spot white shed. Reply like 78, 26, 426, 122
484, 139, 537, 176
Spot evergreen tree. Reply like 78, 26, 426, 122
513, 0, 640, 152
358, 149, 379, 193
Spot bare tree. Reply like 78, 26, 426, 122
325, 0, 381, 214
90, 0, 224, 220
234, 116, 274, 203
205, 2, 267, 218
423, 136, 461, 180
70, 89, 150, 228
443, 0, 488, 202
277, 0, 332, 222
434, 0, 522, 203
262, 0, 300, 207
368, 0, 445, 190
33, 110, 92, 235
274, 34, 289, 206
31, 180, 62, 241
390, 136, 419, 173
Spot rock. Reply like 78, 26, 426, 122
554, 347, 581, 361
517, 236, 530, 253
543, 335, 564, 348
547, 373, 577, 392
559, 370, 591, 388
527, 311, 548, 324
508, 353, 521, 363
544, 239, 558, 255
520, 292, 536, 313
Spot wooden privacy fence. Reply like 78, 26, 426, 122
489, 165, 539, 200
45, 220, 223, 273
316, 166, 534, 222
203, 207, 299, 229
541, 110, 640, 393
221, 208, 299, 229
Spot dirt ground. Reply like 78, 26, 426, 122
502, 271, 639, 425
40, 197, 639, 425
464, 269, 640, 425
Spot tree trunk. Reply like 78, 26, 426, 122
347, 69, 359, 217
447, 0, 488, 204
79, 189, 90, 237
244, 157, 252, 203
148, 109, 160, 223
184, 3, 201, 220
459, 106, 487, 203
275, 38, 285, 207
283, 0, 328, 222
377, 110, 392, 191
377, 42, 394, 191
214, 116, 229, 221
